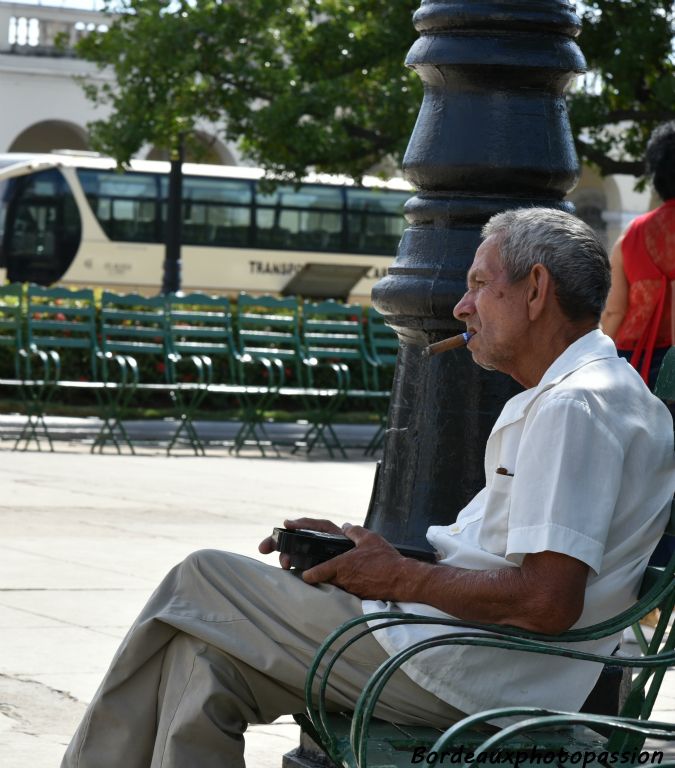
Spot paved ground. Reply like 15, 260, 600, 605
0, 420, 381, 768
1, 419, 674, 767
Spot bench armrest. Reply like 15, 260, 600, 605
236, 352, 284, 390
302, 357, 350, 391
306, 606, 675, 767
19, 345, 60, 383
167, 352, 214, 386
432, 709, 675, 762
97, 350, 139, 389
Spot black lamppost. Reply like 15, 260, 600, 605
366, 0, 586, 547
161, 134, 185, 295
285, 3, 586, 764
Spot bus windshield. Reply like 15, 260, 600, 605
4, 169, 81, 284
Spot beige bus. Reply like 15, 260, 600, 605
0, 152, 410, 300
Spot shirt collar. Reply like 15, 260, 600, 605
491, 329, 617, 434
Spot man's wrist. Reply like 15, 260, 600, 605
393, 557, 441, 603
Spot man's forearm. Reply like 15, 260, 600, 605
392, 552, 588, 635
299, 525, 588, 635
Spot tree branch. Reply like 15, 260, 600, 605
575, 140, 644, 177
341, 120, 395, 153
578, 107, 675, 126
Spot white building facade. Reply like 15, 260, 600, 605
0, 0, 654, 250
0, 0, 237, 162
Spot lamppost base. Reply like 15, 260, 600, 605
283, 729, 338, 768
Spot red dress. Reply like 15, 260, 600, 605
615, 200, 675, 383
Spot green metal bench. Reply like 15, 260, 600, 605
0, 283, 24, 376
0, 287, 398, 457
166, 292, 240, 455
168, 292, 344, 456
0, 286, 243, 455
95, 291, 171, 454
434, 712, 675, 767
0, 283, 27, 440
97, 290, 230, 456
297, 509, 675, 768
296, 299, 381, 459
0, 284, 164, 453
232, 293, 306, 456
0, 286, 384, 457
14, 285, 99, 451
231, 296, 392, 458
0, 283, 23, 380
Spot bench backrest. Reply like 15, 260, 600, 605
0, 283, 24, 379
236, 293, 304, 382
99, 291, 169, 382
166, 293, 237, 383
25, 285, 98, 378
301, 300, 371, 389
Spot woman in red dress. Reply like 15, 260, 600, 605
603, 122, 675, 573
602, 121, 675, 388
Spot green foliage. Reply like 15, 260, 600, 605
569, 0, 675, 178
77, 0, 675, 182
224, 1, 420, 180
77, 0, 230, 160
77, 0, 419, 178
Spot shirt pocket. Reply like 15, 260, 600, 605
478, 473, 513, 554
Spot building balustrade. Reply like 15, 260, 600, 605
0, 2, 109, 56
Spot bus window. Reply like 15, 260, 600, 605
255, 184, 343, 251
178, 177, 252, 247
5, 169, 81, 284
345, 189, 408, 255
78, 169, 161, 243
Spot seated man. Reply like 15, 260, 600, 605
62, 208, 675, 768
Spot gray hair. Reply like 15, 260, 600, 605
481, 208, 610, 322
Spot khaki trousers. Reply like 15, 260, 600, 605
61, 550, 464, 768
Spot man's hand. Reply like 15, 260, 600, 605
258, 520, 414, 596
258, 517, 343, 570
259, 520, 588, 633
302, 524, 414, 599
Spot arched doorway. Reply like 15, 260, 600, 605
568, 166, 608, 248
146, 132, 235, 165
9, 120, 90, 153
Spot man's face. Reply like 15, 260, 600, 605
453, 235, 530, 377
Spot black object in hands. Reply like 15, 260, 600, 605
272, 527, 437, 570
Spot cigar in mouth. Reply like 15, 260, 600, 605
424, 331, 474, 357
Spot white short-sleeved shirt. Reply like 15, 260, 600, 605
363, 330, 675, 716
